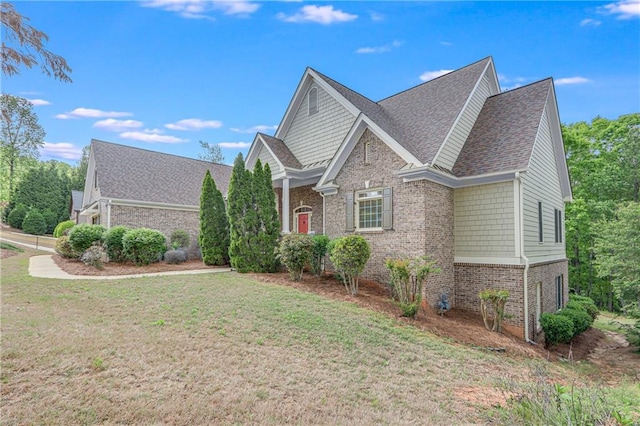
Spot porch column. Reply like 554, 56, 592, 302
282, 177, 290, 233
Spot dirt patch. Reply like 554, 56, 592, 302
1, 248, 19, 259
53, 255, 223, 276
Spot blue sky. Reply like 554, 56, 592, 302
4, 1, 639, 164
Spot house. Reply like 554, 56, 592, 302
245, 57, 572, 341
69, 190, 84, 223
80, 139, 232, 257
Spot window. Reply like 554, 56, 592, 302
92, 215, 100, 225
94, 170, 98, 189
554, 208, 562, 243
538, 201, 543, 243
556, 275, 564, 310
308, 87, 318, 115
357, 189, 383, 229
364, 141, 371, 165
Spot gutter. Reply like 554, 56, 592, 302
516, 172, 532, 343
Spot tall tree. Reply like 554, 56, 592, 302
227, 153, 254, 272
1, 94, 45, 195
199, 170, 230, 266
253, 160, 280, 272
198, 140, 224, 164
71, 145, 90, 191
1, 2, 72, 82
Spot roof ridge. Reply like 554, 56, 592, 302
310, 68, 378, 107
91, 139, 232, 169
487, 77, 552, 99
377, 56, 492, 103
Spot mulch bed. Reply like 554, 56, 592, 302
52, 255, 222, 276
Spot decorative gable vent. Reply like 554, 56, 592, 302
308, 87, 318, 115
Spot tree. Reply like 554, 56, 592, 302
1, 94, 45, 195
199, 170, 230, 266
71, 145, 90, 191
227, 153, 255, 272
198, 141, 224, 164
1, 2, 72, 82
252, 160, 280, 272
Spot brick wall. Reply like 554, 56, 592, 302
527, 260, 569, 341
110, 204, 201, 258
323, 129, 455, 306
288, 185, 324, 234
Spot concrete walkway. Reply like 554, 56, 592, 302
28, 255, 232, 280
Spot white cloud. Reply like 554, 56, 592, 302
580, 18, 602, 26
419, 69, 453, 82
218, 142, 251, 148
440, 41, 453, 46
40, 142, 83, 160
498, 74, 527, 84
119, 129, 187, 143
602, 0, 640, 18
356, 40, 403, 54
369, 11, 384, 21
27, 99, 51, 106
277, 5, 357, 24
142, 0, 259, 19
230, 124, 278, 134
165, 118, 223, 131
93, 119, 144, 132
55, 108, 132, 120
555, 76, 590, 86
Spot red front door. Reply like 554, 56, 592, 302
298, 213, 309, 234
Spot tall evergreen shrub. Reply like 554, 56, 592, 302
199, 170, 230, 266
228, 153, 255, 272
253, 160, 279, 272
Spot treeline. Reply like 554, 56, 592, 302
563, 113, 639, 315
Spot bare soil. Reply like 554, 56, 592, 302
53, 256, 638, 379
1, 248, 19, 259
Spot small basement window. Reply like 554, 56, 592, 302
308, 87, 318, 115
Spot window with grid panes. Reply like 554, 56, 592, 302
357, 189, 383, 229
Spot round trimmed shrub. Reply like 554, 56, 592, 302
170, 229, 190, 249
329, 235, 371, 295
164, 249, 187, 264
7, 204, 28, 229
68, 224, 106, 253
122, 228, 167, 266
540, 313, 574, 349
310, 234, 330, 277
104, 225, 130, 263
569, 294, 599, 321
81, 244, 107, 270
55, 235, 80, 259
22, 210, 47, 235
559, 308, 592, 337
276, 233, 314, 281
53, 220, 76, 238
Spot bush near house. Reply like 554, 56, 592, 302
21, 209, 47, 235
479, 289, 510, 333
569, 294, 599, 321
7, 204, 28, 229
81, 244, 107, 269
55, 235, 79, 259
559, 308, 593, 337
310, 235, 330, 277
540, 313, 574, 349
103, 226, 130, 263
386, 256, 440, 318
68, 224, 106, 253
122, 228, 166, 266
277, 233, 314, 281
329, 235, 370, 295
170, 229, 190, 250
164, 249, 187, 264
53, 220, 75, 238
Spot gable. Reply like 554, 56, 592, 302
281, 82, 356, 166
256, 144, 282, 175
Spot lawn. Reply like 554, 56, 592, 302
1, 250, 637, 424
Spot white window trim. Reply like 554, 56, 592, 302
356, 188, 383, 231
308, 87, 318, 116
364, 141, 371, 165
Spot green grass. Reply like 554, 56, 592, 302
594, 311, 636, 333
1, 251, 637, 425
0, 241, 24, 252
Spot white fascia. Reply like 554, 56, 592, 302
108, 198, 199, 212
245, 134, 286, 173
315, 114, 422, 189
546, 84, 573, 202
396, 165, 527, 189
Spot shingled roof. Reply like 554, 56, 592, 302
258, 133, 302, 169
91, 140, 232, 206
452, 79, 552, 177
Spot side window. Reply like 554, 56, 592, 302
308, 87, 318, 115
556, 275, 564, 310
348, 187, 392, 231
554, 209, 562, 243
538, 201, 543, 243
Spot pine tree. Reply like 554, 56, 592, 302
228, 153, 254, 272
199, 170, 230, 266
254, 161, 280, 272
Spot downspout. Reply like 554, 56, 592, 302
516, 173, 532, 343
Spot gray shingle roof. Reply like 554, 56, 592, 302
378, 58, 491, 164
92, 139, 232, 206
452, 79, 551, 177
259, 133, 302, 169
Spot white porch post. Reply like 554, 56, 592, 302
282, 177, 290, 233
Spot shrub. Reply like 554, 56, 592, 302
170, 229, 190, 249
55, 235, 79, 259
81, 244, 106, 269
479, 289, 510, 332
329, 235, 370, 295
21, 209, 47, 235
200, 170, 231, 266
122, 228, 166, 266
276, 233, 314, 281
53, 220, 75, 238
559, 308, 592, 337
40, 209, 58, 234
569, 294, 599, 321
103, 225, 129, 263
385, 256, 440, 318
164, 248, 187, 264
69, 224, 106, 253
540, 313, 574, 348
310, 235, 330, 277
7, 204, 28, 229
